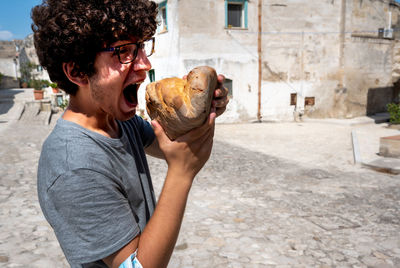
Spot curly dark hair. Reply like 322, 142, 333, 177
31, 0, 158, 95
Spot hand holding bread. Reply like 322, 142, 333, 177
145, 66, 218, 140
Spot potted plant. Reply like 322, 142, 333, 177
387, 103, 400, 126
50, 82, 60, 93
30, 79, 45, 100
20, 62, 36, 88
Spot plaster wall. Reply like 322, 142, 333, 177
0, 58, 17, 77
258, 0, 343, 119
137, 0, 182, 114
178, 0, 260, 122
152, 0, 181, 78
0, 41, 19, 88
148, 0, 400, 122
351, 0, 396, 36
0, 41, 18, 78
19, 35, 50, 82
0, 58, 19, 89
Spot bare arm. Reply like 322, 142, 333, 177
103, 110, 216, 268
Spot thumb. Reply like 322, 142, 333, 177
151, 120, 169, 142
209, 106, 217, 125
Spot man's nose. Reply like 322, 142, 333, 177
133, 49, 152, 72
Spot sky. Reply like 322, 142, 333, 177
0, 0, 42, 41
1, 0, 400, 41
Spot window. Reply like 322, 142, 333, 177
224, 78, 233, 98
290, 93, 297, 106
225, 0, 248, 29
158, 1, 168, 33
305, 97, 315, 106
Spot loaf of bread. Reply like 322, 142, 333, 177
145, 66, 218, 140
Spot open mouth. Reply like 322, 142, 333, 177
123, 83, 139, 105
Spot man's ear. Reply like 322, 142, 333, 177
62, 62, 88, 87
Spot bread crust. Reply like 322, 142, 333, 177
145, 66, 218, 140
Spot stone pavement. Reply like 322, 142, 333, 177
0, 93, 400, 267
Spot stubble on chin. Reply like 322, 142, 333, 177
86, 76, 117, 121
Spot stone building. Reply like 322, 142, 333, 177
0, 35, 49, 89
147, 0, 400, 122
0, 41, 20, 89
18, 34, 50, 82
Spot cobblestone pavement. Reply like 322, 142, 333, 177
1, 114, 400, 267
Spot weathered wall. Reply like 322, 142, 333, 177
19, 35, 50, 82
0, 58, 17, 78
148, 0, 400, 122
0, 41, 18, 77
137, 0, 182, 114
179, 0, 258, 121
310, 0, 400, 118
0, 41, 19, 89
0, 37, 51, 89
259, 0, 343, 120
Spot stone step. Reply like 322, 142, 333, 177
19, 101, 52, 125
379, 135, 400, 158
0, 101, 24, 122
0, 88, 54, 124
363, 158, 400, 175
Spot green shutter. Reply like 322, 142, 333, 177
148, 69, 155, 82
159, 0, 168, 31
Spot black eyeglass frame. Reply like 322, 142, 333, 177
102, 37, 155, 64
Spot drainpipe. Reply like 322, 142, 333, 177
339, 0, 346, 87
257, 0, 262, 122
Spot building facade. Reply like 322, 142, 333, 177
0, 35, 49, 89
18, 34, 50, 82
0, 41, 20, 89
145, 0, 400, 122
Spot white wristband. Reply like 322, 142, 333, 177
118, 250, 143, 268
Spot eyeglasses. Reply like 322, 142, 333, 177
102, 37, 155, 64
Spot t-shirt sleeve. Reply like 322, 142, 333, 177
46, 168, 140, 264
133, 116, 155, 148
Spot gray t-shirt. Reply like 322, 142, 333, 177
37, 115, 156, 267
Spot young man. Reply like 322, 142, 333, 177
32, 0, 228, 267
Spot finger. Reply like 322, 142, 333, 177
214, 87, 229, 98
217, 74, 225, 84
192, 119, 215, 154
209, 106, 217, 125
215, 75, 226, 96
194, 118, 214, 143
193, 112, 215, 140
215, 106, 226, 117
198, 127, 215, 158
213, 97, 229, 108
151, 120, 170, 144
197, 129, 214, 154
